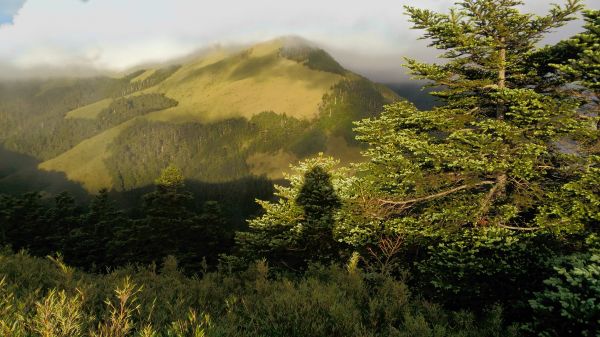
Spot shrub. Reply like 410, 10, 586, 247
0, 250, 517, 336
416, 229, 558, 313
527, 254, 600, 337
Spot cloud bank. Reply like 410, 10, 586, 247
0, 0, 598, 82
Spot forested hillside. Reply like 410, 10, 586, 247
0, 1, 599, 336
0, 38, 399, 194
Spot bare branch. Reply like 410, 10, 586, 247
378, 180, 496, 207
498, 224, 540, 231
477, 174, 507, 218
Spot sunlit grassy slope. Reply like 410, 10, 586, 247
39, 120, 136, 192
37, 38, 397, 192
65, 98, 112, 119
153, 41, 340, 122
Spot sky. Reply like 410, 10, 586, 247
0, 0, 598, 82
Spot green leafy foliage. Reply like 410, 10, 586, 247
526, 9, 600, 154
334, 0, 597, 325
527, 253, 600, 337
552, 10, 600, 92
353, 0, 589, 235
416, 229, 559, 312
537, 155, 600, 232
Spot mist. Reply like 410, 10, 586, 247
0, 0, 598, 83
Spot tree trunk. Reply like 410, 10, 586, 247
497, 37, 506, 120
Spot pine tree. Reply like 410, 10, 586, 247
0, 192, 44, 250
352, 0, 589, 235
182, 201, 230, 269
553, 10, 600, 96
236, 155, 349, 269
295, 166, 342, 261
66, 189, 126, 270
144, 165, 193, 219
39, 192, 78, 255
111, 165, 193, 265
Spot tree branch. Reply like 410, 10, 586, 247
498, 224, 540, 231
477, 174, 507, 219
378, 180, 496, 207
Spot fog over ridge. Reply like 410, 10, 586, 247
0, 0, 598, 83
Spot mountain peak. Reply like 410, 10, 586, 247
1, 36, 399, 192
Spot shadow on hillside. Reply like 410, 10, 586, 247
109, 177, 277, 227
0, 145, 276, 226
0, 146, 90, 200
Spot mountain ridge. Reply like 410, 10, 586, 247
0, 37, 400, 193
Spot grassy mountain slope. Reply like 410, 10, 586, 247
1, 38, 400, 193
145, 40, 342, 122
65, 98, 112, 119
39, 119, 136, 192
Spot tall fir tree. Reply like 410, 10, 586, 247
38, 192, 79, 255
295, 166, 342, 262
66, 189, 126, 270
109, 165, 229, 270
351, 0, 589, 238
111, 165, 193, 265
339, 1, 600, 314
0, 192, 43, 250
553, 10, 600, 100
182, 201, 230, 269
236, 155, 349, 269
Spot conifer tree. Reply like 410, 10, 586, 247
110, 165, 229, 269
182, 201, 230, 269
112, 165, 193, 265
237, 156, 349, 269
144, 165, 193, 219
66, 189, 126, 269
295, 166, 342, 261
0, 192, 43, 250
553, 10, 600, 97
39, 192, 78, 255
352, 0, 589, 235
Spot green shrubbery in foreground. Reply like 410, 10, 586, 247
0, 250, 517, 337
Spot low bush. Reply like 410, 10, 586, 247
0, 250, 518, 337
527, 253, 600, 337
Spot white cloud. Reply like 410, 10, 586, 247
0, 0, 597, 81
0, 0, 27, 24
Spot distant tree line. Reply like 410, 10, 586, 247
0, 166, 242, 272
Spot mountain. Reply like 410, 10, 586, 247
0, 37, 400, 193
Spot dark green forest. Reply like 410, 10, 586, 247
1, 1, 599, 336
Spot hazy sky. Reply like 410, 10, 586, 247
0, 0, 598, 82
